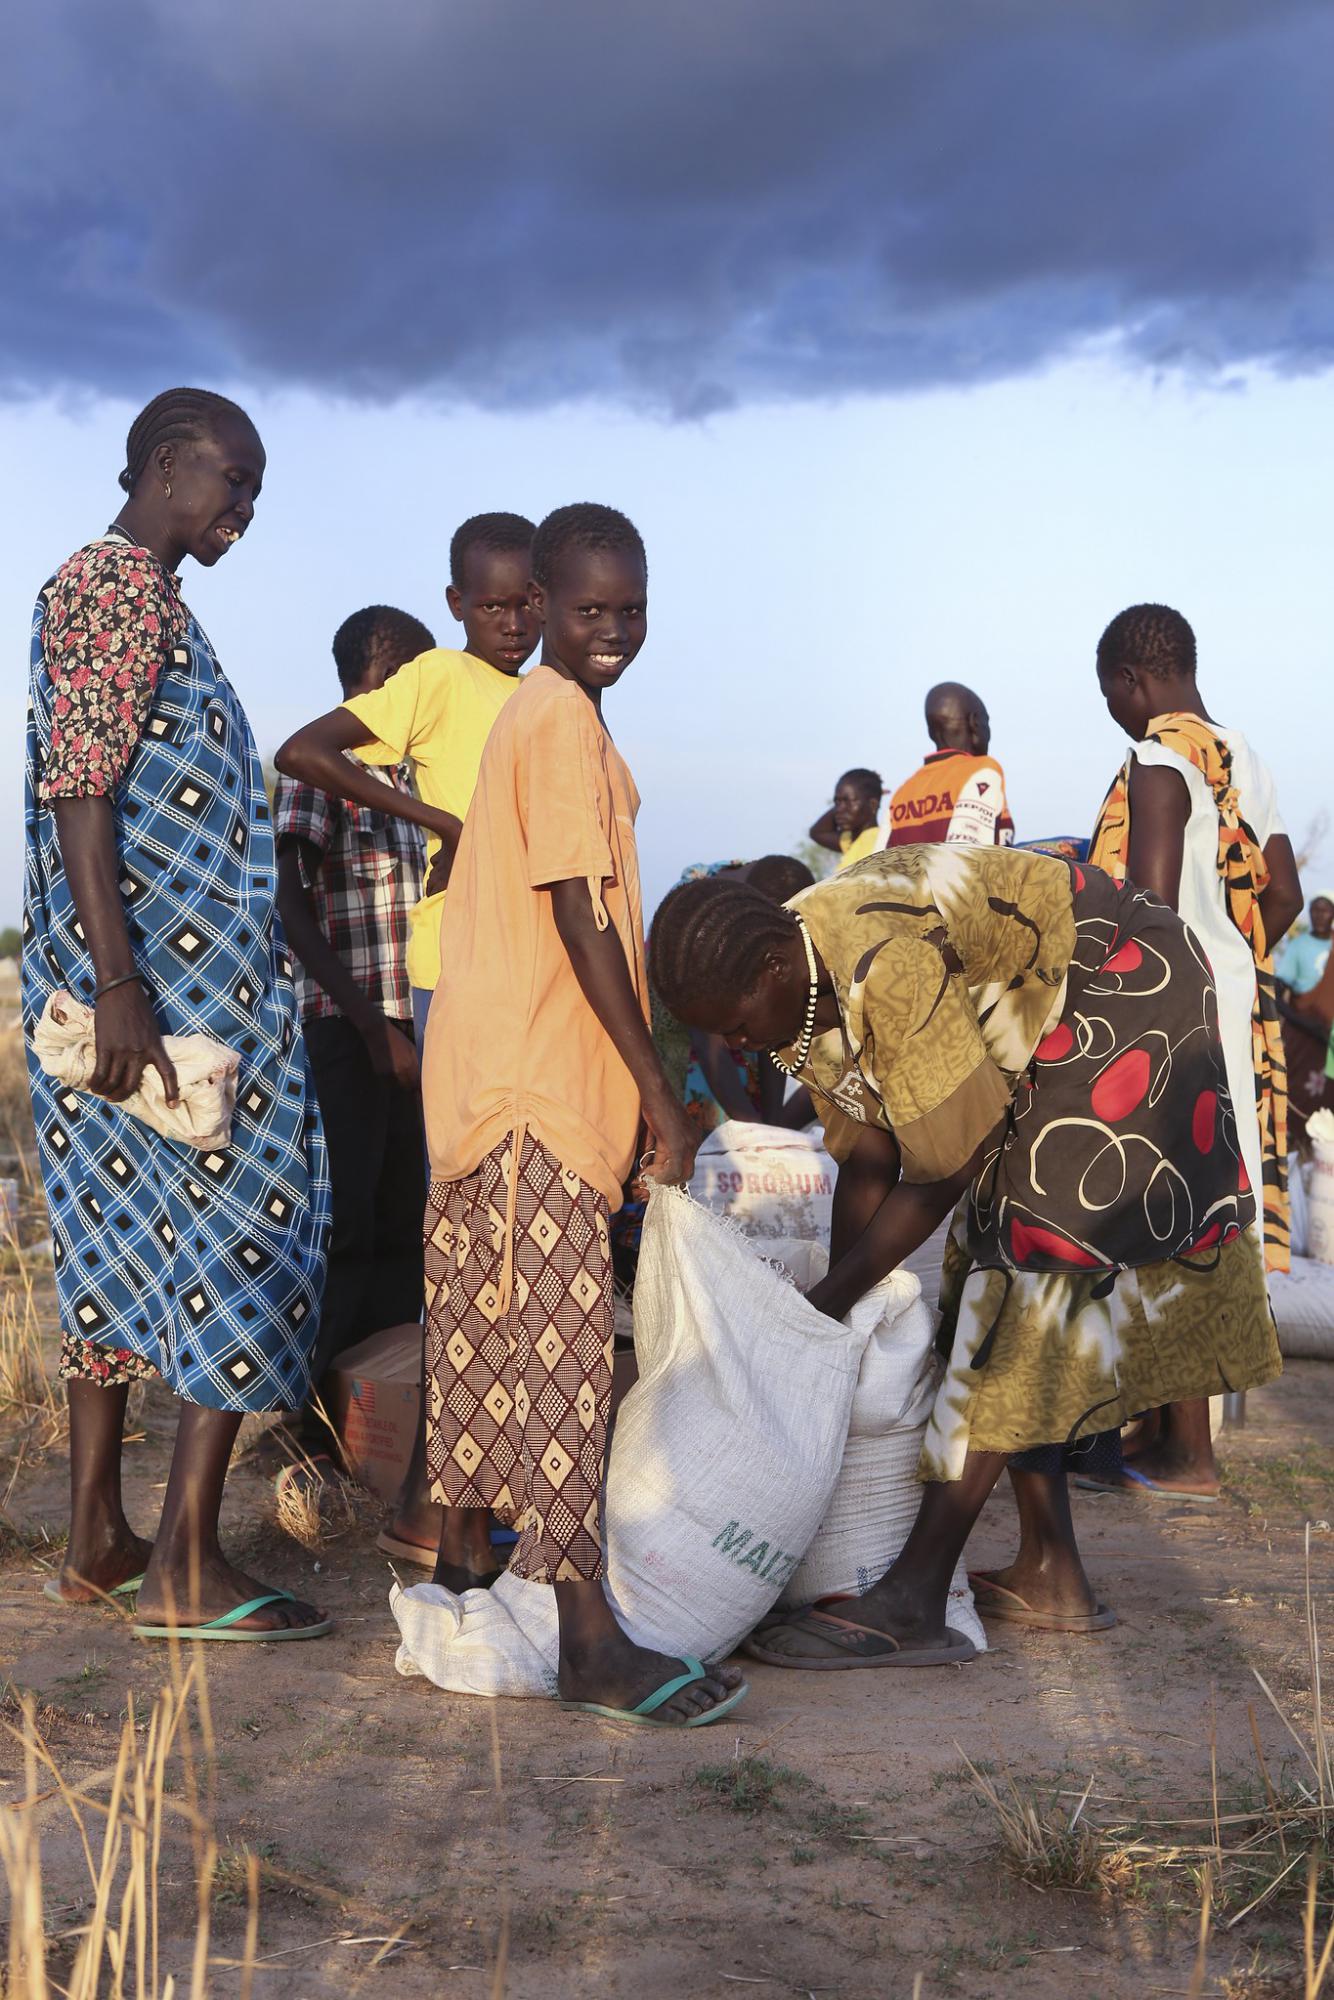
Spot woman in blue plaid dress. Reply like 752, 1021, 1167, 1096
23, 389, 332, 1641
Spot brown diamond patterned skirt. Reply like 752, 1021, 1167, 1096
422, 1130, 614, 1584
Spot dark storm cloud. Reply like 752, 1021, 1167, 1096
3, 0, 1331, 414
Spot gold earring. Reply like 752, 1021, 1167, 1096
164, 482, 172, 498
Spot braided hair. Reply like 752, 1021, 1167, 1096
332, 606, 436, 691
531, 503, 647, 590
449, 511, 536, 589
747, 854, 815, 902
1096, 604, 1196, 682
119, 388, 254, 495
649, 876, 797, 1020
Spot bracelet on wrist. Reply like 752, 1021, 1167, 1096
94, 971, 145, 1002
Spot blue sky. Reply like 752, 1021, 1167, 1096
4, 358, 1330, 919
4, 2, 1331, 918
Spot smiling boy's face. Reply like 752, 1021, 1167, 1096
533, 547, 648, 697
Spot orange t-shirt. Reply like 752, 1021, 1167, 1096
421, 665, 647, 1211
887, 750, 1014, 847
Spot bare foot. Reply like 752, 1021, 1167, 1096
384, 1497, 444, 1555
979, 1552, 1099, 1619
134, 1549, 326, 1634
51, 1524, 154, 1603
434, 1562, 505, 1593
558, 1630, 745, 1722
753, 1575, 966, 1665
1113, 1447, 1220, 1497
432, 1507, 502, 1594
1119, 1411, 1161, 1461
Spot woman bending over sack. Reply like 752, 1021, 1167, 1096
650, 845, 1280, 1668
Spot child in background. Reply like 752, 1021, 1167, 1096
1089, 601, 1302, 1497
275, 511, 539, 1558
419, 502, 745, 1725
272, 608, 433, 1469
809, 769, 884, 870
277, 511, 539, 1039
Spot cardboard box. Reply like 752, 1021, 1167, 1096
324, 1322, 423, 1504
325, 1314, 640, 1505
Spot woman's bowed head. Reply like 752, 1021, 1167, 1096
649, 876, 832, 1057
116, 387, 265, 575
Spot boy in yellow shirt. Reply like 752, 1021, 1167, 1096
278, 510, 539, 1036
275, 510, 538, 1554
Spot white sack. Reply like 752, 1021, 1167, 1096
779, 1271, 986, 1652
392, 1188, 867, 1695
1289, 1153, 1310, 1260
599, 1188, 866, 1660
1267, 1253, 1334, 1360
392, 1577, 557, 1698
33, 990, 239, 1150
1306, 1110, 1334, 1266
688, 1120, 836, 1244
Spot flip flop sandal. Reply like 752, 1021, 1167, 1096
968, 1570, 1117, 1633
375, 1530, 437, 1567
560, 1655, 749, 1728
744, 1601, 976, 1670
132, 1590, 333, 1643
43, 1572, 145, 1606
377, 1528, 515, 1571
1073, 1467, 1220, 1504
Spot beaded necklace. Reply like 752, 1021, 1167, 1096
770, 912, 821, 1077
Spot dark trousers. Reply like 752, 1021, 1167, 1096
301, 1014, 426, 1444
1009, 1427, 1123, 1480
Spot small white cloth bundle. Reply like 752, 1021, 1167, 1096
34, 990, 240, 1151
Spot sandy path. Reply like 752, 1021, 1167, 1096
3, 1332, 1332, 1998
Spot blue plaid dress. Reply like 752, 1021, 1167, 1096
22, 538, 330, 1413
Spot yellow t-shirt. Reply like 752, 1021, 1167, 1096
342, 649, 522, 990
837, 824, 882, 871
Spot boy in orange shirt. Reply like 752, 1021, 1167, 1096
420, 503, 746, 1725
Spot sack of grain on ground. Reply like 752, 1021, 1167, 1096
392, 1188, 871, 1695
779, 1266, 986, 1651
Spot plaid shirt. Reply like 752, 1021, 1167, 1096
273, 760, 425, 1024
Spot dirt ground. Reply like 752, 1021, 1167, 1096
3, 1262, 1334, 2000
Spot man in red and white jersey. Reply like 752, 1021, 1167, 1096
886, 682, 1014, 847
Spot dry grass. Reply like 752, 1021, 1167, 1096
958, 1756, 1133, 1895
0, 1264, 67, 1562
965, 1528, 1334, 1992
272, 1438, 368, 1553
0, 1653, 256, 2000
0, 1274, 62, 1444
0, 1023, 36, 1189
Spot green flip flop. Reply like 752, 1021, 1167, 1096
131, 1590, 332, 1643
43, 1572, 145, 1606
560, 1655, 749, 1728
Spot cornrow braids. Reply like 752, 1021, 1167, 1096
839, 767, 883, 797
449, 511, 536, 589
649, 877, 797, 1020
1096, 603, 1197, 682
119, 387, 253, 495
332, 606, 436, 690
531, 503, 646, 591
